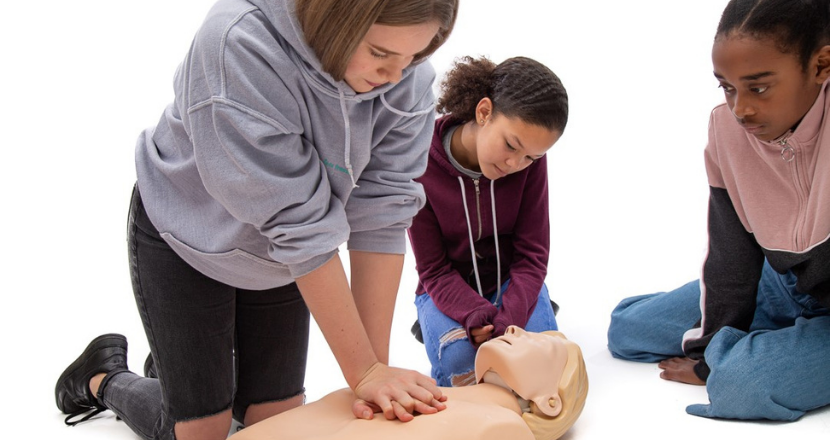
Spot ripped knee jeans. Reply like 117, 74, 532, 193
414, 281, 557, 387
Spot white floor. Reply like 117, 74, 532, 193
4, 0, 829, 438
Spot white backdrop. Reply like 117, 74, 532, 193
2, 0, 828, 438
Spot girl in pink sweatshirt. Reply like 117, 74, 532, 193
608, 0, 830, 421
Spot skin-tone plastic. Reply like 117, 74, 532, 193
228, 326, 588, 440
475, 326, 568, 417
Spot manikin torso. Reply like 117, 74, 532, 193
228, 327, 571, 440
230, 383, 534, 440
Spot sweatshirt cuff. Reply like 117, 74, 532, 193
693, 359, 711, 382
491, 313, 512, 339
462, 307, 498, 347
348, 228, 406, 254
286, 250, 338, 279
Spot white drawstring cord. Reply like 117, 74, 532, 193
458, 176, 484, 297
491, 181, 502, 304
338, 87, 358, 188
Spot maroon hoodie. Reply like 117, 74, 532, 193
407, 116, 551, 342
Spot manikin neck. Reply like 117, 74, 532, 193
481, 371, 531, 414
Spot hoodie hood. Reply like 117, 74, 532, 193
430, 116, 476, 178
249, 0, 431, 187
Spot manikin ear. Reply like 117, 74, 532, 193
533, 393, 562, 418
814, 45, 830, 84
475, 98, 494, 125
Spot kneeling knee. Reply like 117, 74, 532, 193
436, 328, 476, 385
174, 409, 233, 440
607, 313, 645, 360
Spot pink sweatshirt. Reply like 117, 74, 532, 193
683, 80, 830, 379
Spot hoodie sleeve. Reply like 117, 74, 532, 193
491, 157, 550, 337
346, 65, 436, 255
180, 9, 349, 278
187, 103, 347, 278
407, 180, 499, 343
681, 113, 765, 380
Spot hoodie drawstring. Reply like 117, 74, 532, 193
490, 181, 502, 304
380, 94, 434, 117
458, 177, 501, 300
338, 91, 433, 189
338, 88, 359, 188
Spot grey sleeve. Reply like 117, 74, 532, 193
188, 99, 348, 278
345, 69, 436, 254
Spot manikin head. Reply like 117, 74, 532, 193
474, 326, 588, 440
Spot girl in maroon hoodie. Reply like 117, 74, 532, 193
407, 56, 569, 386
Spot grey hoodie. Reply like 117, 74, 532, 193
135, 0, 436, 290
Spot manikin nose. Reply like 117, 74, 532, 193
504, 326, 525, 335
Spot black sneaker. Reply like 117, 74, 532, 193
411, 319, 424, 344
551, 300, 560, 316
55, 334, 128, 426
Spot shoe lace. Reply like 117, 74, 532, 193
64, 404, 107, 426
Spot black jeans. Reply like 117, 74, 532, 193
100, 186, 310, 440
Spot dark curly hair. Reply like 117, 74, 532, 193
436, 56, 569, 133
716, 0, 830, 70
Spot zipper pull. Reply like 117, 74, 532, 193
779, 138, 795, 162
473, 178, 480, 196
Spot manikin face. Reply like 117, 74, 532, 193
474, 326, 568, 417
343, 22, 440, 93
472, 101, 561, 180
712, 33, 825, 142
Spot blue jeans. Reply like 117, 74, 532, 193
415, 281, 558, 387
607, 260, 830, 421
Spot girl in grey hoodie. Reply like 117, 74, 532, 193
55, 0, 458, 438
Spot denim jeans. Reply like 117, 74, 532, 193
99, 186, 310, 440
415, 281, 558, 387
607, 260, 830, 421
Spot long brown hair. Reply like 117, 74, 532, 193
295, 0, 459, 81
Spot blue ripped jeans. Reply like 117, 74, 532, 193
607, 260, 830, 421
415, 281, 558, 387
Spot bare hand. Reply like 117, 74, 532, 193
470, 325, 494, 345
658, 357, 706, 385
351, 363, 447, 422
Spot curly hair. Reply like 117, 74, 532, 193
436, 56, 569, 133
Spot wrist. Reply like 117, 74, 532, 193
343, 353, 382, 390
352, 361, 384, 391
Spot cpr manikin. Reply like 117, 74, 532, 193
229, 327, 588, 440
